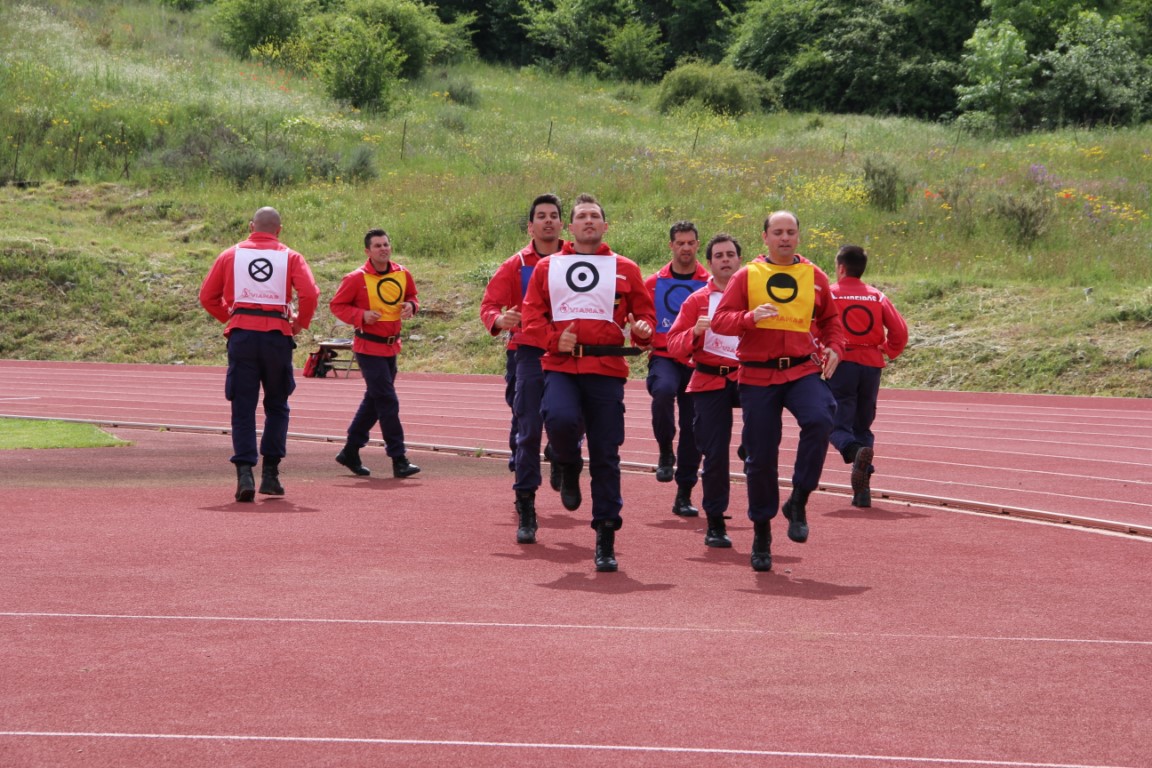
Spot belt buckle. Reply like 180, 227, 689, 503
718, 365, 731, 376
386, 335, 397, 344
777, 357, 791, 369
572, 344, 584, 358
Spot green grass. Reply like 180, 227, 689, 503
0, 417, 129, 449
1, 0, 1150, 396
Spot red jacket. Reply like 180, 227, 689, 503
479, 241, 560, 350
710, 254, 845, 386
520, 242, 656, 379
329, 259, 419, 357
666, 279, 740, 393
199, 231, 319, 337
644, 260, 710, 359
829, 276, 908, 367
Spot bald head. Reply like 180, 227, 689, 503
250, 207, 282, 234
763, 210, 799, 231
761, 209, 801, 264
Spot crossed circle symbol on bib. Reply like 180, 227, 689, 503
765, 272, 798, 304
248, 258, 274, 283
565, 261, 600, 293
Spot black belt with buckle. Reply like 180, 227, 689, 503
571, 344, 643, 358
743, 356, 812, 369
355, 329, 399, 344
232, 307, 288, 319
695, 362, 738, 376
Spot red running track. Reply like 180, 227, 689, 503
1, 360, 1150, 534
2, 424, 1151, 768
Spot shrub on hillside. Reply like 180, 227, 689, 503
656, 61, 777, 116
600, 20, 667, 82
214, 0, 312, 59
346, 0, 462, 79
316, 15, 404, 111
862, 156, 907, 212
995, 188, 1053, 246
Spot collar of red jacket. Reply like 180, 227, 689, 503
559, 241, 613, 256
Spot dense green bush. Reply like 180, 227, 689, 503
1037, 11, 1149, 127
601, 20, 667, 82
347, 0, 457, 79
316, 15, 404, 111
214, 0, 313, 59
656, 60, 775, 115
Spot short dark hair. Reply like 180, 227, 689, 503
669, 220, 698, 241
763, 210, 800, 232
836, 244, 868, 278
570, 192, 605, 222
705, 233, 742, 261
528, 193, 563, 223
364, 228, 390, 249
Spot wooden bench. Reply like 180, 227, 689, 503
316, 339, 358, 377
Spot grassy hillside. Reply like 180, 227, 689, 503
1, 0, 1150, 396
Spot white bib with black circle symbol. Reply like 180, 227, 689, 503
233, 248, 289, 306
703, 291, 740, 360
548, 255, 616, 323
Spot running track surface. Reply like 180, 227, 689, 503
1, 360, 1150, 533
1, 360, 1150, 767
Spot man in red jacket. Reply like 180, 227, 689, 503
199, 206, 320, 502
645, 221, 709, 517
479, 193, 566, 544
329, 228, 421, 479
520, 194, 656, 572
828, 244, 908, 507
711, 211, 845, 571
666, 233, 744, 548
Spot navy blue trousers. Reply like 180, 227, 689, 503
512, 346, 546, 492
646, 355, 701, 488
692, 379, 741, 518
542, 371, 625, 527
502, 349, 517, 466
739, 374, 836, 522
828, 361, 881, 463
346, 353, 406, 457
224, 329, 296, 466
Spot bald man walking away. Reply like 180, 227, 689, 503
199, 206, 320, 502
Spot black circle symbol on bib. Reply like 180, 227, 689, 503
663, 283, 694, 314
766, 272, 798, 304
565, 261, 600, 293
842, 305, 875, 337
375, 276, 404, 305
249, 258, 274, 283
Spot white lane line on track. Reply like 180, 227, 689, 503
2, 612, 1149, 646
0, 731, 1134, 768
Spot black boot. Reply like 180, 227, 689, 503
515, 491, 538, 544
593, 521, 618, 572
851, 446, 874, 508
782, 488, 810, 543
751, 519, 772, 571
671, 487, 699, 517
655, 447, 675, 483
559, 459, 583, 511
336, 446, 371, 476
234, 463, 255, 503
259, 457, 284, 496
392, 455, 421, 478
704, 515, 731, 548
544, 442, 561, 492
